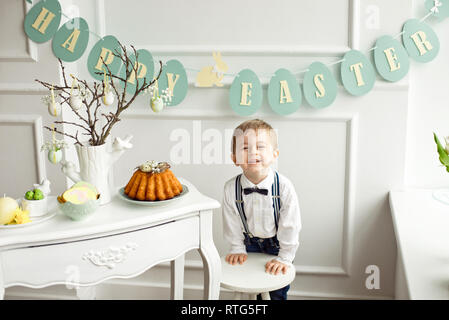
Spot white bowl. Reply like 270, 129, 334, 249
21, 197, 48, 217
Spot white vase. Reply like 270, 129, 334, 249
60, 135, 133, 205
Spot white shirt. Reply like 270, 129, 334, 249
222, 169, 301, 264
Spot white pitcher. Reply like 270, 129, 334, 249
60, 135, 133, 205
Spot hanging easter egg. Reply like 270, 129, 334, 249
24, 0, 62, 43
119, 49, 154, 94
425, 0, 449, 20
402, 19, 440, 63
374, 35, 410, 82
87, 35, 123, 80
341, 50, 376, 96
229, 69, 263, 116
151, 97, 164, 112
48, 149, 62, 164
48, 102, 62, 117
69, 95, 83, 110
303, 62, 337, 109
52, 17, 90, 62
267, 68, 302, 115
157, 60, 188, 106
103, 91, 114, 106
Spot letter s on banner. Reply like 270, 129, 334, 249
303, 62, 337, 108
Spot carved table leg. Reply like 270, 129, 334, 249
198, 210, 221, 300
170, 254, 185, 300
76, 286, 96, 300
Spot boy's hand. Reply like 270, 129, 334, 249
265, 259, 289, 275
226, 253, 248, 265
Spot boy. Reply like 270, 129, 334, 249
222, 119, 301, 300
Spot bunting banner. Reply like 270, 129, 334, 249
23, 0, 448, 115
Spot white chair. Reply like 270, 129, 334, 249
220, 252, 295, 300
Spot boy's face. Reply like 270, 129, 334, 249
232, 129, 279, 174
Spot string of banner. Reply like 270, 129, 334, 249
24, 0, 448, 116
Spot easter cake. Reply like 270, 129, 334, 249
124, 161, 183, 201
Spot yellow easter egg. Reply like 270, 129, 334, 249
0, 196, 19, 225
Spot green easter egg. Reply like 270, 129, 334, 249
24, 0, 61, 43
52, 17, 89, 62
229, 69, 263, 116
33, 189, 44, 200
157, 59, 188, 106
25, 191, 34, 200
119, 49, 154, 94
374, 35, 410, 82
267, 68, 302, 115
87, 35, 122, 80
402, 19, 439, 63
303, 62, 337, 108
341, 50, 375, 96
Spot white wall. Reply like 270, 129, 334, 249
4, 0, 442, 300
405, 0, 449, 188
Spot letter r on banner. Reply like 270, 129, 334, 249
410, 31, 433, 56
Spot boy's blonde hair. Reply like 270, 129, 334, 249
231, 119, 278, 154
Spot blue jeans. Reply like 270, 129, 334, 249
243, 234, 290, 300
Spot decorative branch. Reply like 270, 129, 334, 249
36, 42, 163, 146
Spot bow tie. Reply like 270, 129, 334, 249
243, 187, 268, 196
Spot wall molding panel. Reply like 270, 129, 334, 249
0, 114, 46, 184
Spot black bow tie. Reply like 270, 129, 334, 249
243, 187, 268, 196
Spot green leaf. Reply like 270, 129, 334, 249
433, 132, 449, 167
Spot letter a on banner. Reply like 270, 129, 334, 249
52, 18, 90, 62
24, 0, 62, 43
402, 19, 440, 63
267, 68, 302, 115
229, 69, 263, 116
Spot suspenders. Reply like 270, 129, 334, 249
235, 172, 281, 238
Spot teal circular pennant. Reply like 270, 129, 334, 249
425, 0, 449, 20
52, 17, 89, 62
24, 0, 61, 43
267, 68, 301, 115
119, 49, 154, 94
87, 35, 122, 80
303, 62, 337, 108
402, 19, 439, 63
157, 59, 188, 106
341, 50, 375, 96
374, 35, 410, 82
229, 69, 263, 116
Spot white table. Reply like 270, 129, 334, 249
0, 178, 221, 300
389, 189, 449, 299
